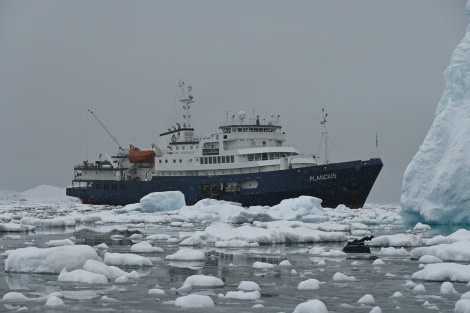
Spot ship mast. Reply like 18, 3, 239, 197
178, 80, 194, 128
320, 108, 329, 165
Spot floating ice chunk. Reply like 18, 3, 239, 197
411, 241, 470, 261
0, 223, 35, 232
373, 259, 385, 265
100, 295, 118, 302
418, 255, 442, 264
130, 241, 163, 253
252, 261, 274, 270
369, 306, 382, 313
268, 196, 327, 221
20, 216, 76, 228
145, 234, 171, 241
83, 259, 131, 280
2, 292, 31, 301
378, 247, 409, 256
222, 290, 261, 300
392, 291, 403, 297
413, 284, 426, 292
413, 223, 431, 231
181, 275, 224, 289
320, 249, 347, 258
441, 281, 458, 294
137, 191, 186, 213
237, 281, 260, 292
178, 199, 245, 223
292, 299, 328, 313
174, 294, 214, 308
58, 269, 108, 284
46, 239, 74, 247
309, 247, 326, 255
369, 234, 421, 247
412, 263, 470, 282
357, 294, 375, 305
148, 288, 165, 295
333, 272, 356, 281
214, 239, 257, 248
298, 279, 320, 290
185, 221, 346, 246
5, 245, 99, 273
103, 252, 152, 267
115, 275, 128, 283
165, 248, 205, 261
422, 229, 470, 246
279, 260, 292, 266
455, 299, 470, 313
94, 243, 108, 250
45, 295, 64, 307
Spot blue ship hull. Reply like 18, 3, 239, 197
66, 158, 383, 208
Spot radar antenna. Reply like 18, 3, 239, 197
88, 109, 122, 150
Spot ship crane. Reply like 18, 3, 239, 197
87, 109, 123, 150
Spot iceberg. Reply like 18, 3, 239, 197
401, 2, 470, 225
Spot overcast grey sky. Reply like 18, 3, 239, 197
0, 1, 467, 204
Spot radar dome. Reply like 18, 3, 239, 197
238, 111, 246, 121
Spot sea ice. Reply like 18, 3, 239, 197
180, 274, 224, 289
221, 290, 261, 300
237, 281, 260, 291
298, 278, 320, 290
174, 294, 214, 308
136, 191, 186, 212
401, 2, 470, 225
412, 263, 470, 282
4, 245, 100, 273
165, 248, 205, 261
292, 299, 328, 313
103, 252, 152, 267
45, 295, 65, 307
455, 299, 470, 313
58, 269, 108, 284
410, 241, 470, 261
130, 241, 164, 253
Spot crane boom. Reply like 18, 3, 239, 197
88, 109, 122, 150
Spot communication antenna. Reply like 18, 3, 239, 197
319, 108, 329, 164
375, 133, 380, 158
87, 109, 122, 150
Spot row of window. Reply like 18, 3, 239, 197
200, 155, 235, 165
95, 184, 126, 190
157, 152, 297, 166
174, 145, 197, 150
247, 152, 297, 161
222, 127, 277, 133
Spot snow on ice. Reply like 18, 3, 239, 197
401, 1, 470, 225
3, 185, 470, 312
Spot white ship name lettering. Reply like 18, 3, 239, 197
309, 173, 336, 182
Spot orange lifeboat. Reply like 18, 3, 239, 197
128, 145, 156, 163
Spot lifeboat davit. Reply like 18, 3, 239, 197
128, 145, 156, 163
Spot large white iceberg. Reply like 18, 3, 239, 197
401, 3, 470, 225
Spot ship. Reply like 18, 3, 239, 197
66, 81, 383, 208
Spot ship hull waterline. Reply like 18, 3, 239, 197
66, 158, 383, 209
